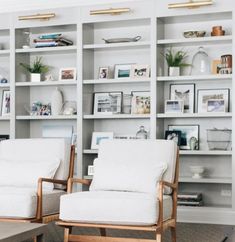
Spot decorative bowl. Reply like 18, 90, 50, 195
189, 166, 205, 179
183, 31, 206, 38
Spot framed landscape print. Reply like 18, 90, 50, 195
91, 132, 114, 149
170, 83, 195, 114
114, 64, 132, 79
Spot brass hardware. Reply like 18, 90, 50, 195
18, 13, 56, 21
90, 8, 130, 16
168, 0, 213, 9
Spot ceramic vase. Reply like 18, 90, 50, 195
30, 73, 41, 82
169, 67, 180, 76
51, 87, 63, 115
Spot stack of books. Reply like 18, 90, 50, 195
177, 192, 203, 207
34, 33, 73, 48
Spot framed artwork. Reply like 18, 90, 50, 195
1, 90, 10, 116
59, 67, 76, 80
165, 130, 181, 146
207, 99, 225, 113
98, 67, 109, 79
211, 59, 222, 74
168, 125, 199, 150
93, 92, 122, 115
165, 100, 184, 113
114, 64, 132, 79
91, 132, 114, 150
131, 91, 150, 114
131, 64, 150, 79
170, 83, 195, 113
0, 134, 9, 141
197, 88, 229, 113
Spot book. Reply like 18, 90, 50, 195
177, 193, 202, 201
177, 200, 203, 206
39, 33, 62, 39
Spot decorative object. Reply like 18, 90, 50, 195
20, 56, 49, 82
170, 83, 195, 113
61, 101, 77, 115
162, 48, 190, 76
102, 36, 141, 44
219, 54, 232, 74
1, 90, 10, 116
207, 99, 225, 113
191, 46, 210, 75
59, 68, 76, 80
0, 77, 8, 83
91, 132, 114, 149
51, 87, 63, 115
165, 100, 184, 113
0, 134, 9, 141
44, 74, 54, 82
189, 166, 205, 179
165, 130, 181, 146
131, 91, 150, 114
168, 124, 199, 150
189, 136, 198, 150
207, 128, 232, 150
22, 31, 31, 49
183, 31, 206, 38
93, 92, 122, 115
136, 126, 148, 139
197, 88, 229, 113
88, 165, 94, 176
131, 64, 150, 79
24, 101, 51, 116
211, 26, 225, 36
122, 94, 132, 114
98, 67, 110, 79
211, 59, 222, 74
114, 64, 132, 79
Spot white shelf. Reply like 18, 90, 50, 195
179, 177, 232, 184
157, 113, 232, 118
83, 149, 98, 154
0, 50, 10, 55
0, 83, 10, 88
157, 35, 232, 46
83, 78, 151, 85
0, 116, 10, 121
83, 41, 150, 50
84, 175, 93, 180
16, 115, 77, 120
15, 45, 77, 53
16, 80, 77, 87
83, 114, 150, 119
157, 74, 232, 82
180, 150, 232, 156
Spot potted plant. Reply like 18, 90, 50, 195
20, 57, 49, 82
163, 48, 190, 76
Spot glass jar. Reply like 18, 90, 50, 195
191, 47, 210, 75
136, 126, 148, 139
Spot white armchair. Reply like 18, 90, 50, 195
58, 139, 179, 242
0, 138, 75, 223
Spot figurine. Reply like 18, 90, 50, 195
189, 136, 198, 150
44, 74, 54, 82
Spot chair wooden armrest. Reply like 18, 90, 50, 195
160, 180, 177, 190
67, 178, 92, 193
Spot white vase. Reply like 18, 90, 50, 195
30, 73, 41, 82
51, 87, 63, 115
169, 67, 180, 76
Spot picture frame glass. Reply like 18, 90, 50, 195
131, 65, 150, 79
59, 68, 76, 80
131, 91, 150, 114
165, 100, 184, 113
98, 67, 109, 79
115, 64, 132, 79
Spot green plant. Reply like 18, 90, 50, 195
162, 48, 191, 67
20, 57, 49, 74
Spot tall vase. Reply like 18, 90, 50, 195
51, 87, 63, 115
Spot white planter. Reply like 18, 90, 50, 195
30, 73, 41, 82
51, 87, 63, 115
169, 67, 180, 76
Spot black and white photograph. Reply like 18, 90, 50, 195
207, 99, 225, 113
1, 90, 10, 116
131, 64, 150, 79
98, 67, 109, 79
197, 88, 230, 113
165, 130, 181, 146
165, 100, 184, 113
170, 83, 195, 113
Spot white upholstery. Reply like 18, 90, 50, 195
0, 187, 65, 218
60, 191, 172, 226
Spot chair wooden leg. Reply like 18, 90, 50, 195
171, 226, 177, 242
100, 228, 106, 236
64, 227, 72, 242
156, 232, 162, 242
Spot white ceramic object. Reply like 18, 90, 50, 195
51, 87, 63, 115
30, 73, 41, 82
190, 166, 205, 179
169, 67, 180, 76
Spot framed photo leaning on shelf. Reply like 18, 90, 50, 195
197, 88, 230, 113
1, 90, 10, 116
168, 124, 199, 150
59, 67, 76, 80
165, 100, 184, 113
91, 132, 114, 150
170, 83, 195, 114
98, 67, 110, 79
131, 64, 150, 79
131, 91, 150, 114
114, 64, 132, 79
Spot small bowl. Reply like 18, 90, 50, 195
183, 31, 206, 38
189, 166, 205, 179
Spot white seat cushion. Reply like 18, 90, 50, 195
0, 187, 65, 219
60, 191, 172, 226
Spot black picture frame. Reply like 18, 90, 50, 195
0, 134, 9, 141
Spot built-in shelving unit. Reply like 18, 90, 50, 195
16, 115, 77, 120
15, 80, 77, 87
179, 177, 232, 184
83, 78, 150, 85
15, 45, 77, 53
157, 113, 232, 118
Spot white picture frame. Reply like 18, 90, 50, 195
88, 165, 94, 176
114, 64, 132, 79
91, 132, 114, 150
165, 100, 184, 113
1, 90, 10, 116
131, 64, 150, 79
59, 67, 76, 80
131, 91, 150, 114
98, 67, 109, 79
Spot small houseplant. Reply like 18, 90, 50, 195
163, 48, 190, 76
20, 57, 49, 82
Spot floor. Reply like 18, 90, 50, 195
24, 223, 235, 242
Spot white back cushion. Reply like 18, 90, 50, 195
0, 138, 71, 181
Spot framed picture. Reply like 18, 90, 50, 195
59, 67, 76, 80
165, 130, 181, 146
0, 134, 9, 141
93, 92, 122, 115
170, 84, 195, 114
207, 99, 225, 113
91, 132, 114, 150
88, 165, 94, 176
1, 90, 10, 116
168, 125, 199, 150
98, 67, 109, 79
131, 91, 150, 114
165, 100, 184, 113
211, 59, 222, 74
131, 64, 150, 79
114, 64, 132, 79
197, 88, 229, 113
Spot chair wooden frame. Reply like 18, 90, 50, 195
57, 149, 179, 242
0, 145, 76, 224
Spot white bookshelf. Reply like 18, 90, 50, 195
179, 177, 232, 184
83, 78, 151, 85
16, 115, 77, 120
0, 116, 10, 121
0, 50, 10, 55
0, 83, 10, 88
15, 80, 77, 87
83, 114, 150, 119
157, 113, 232, 118
180, 150, 232, 156
15, 45, 77, 53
